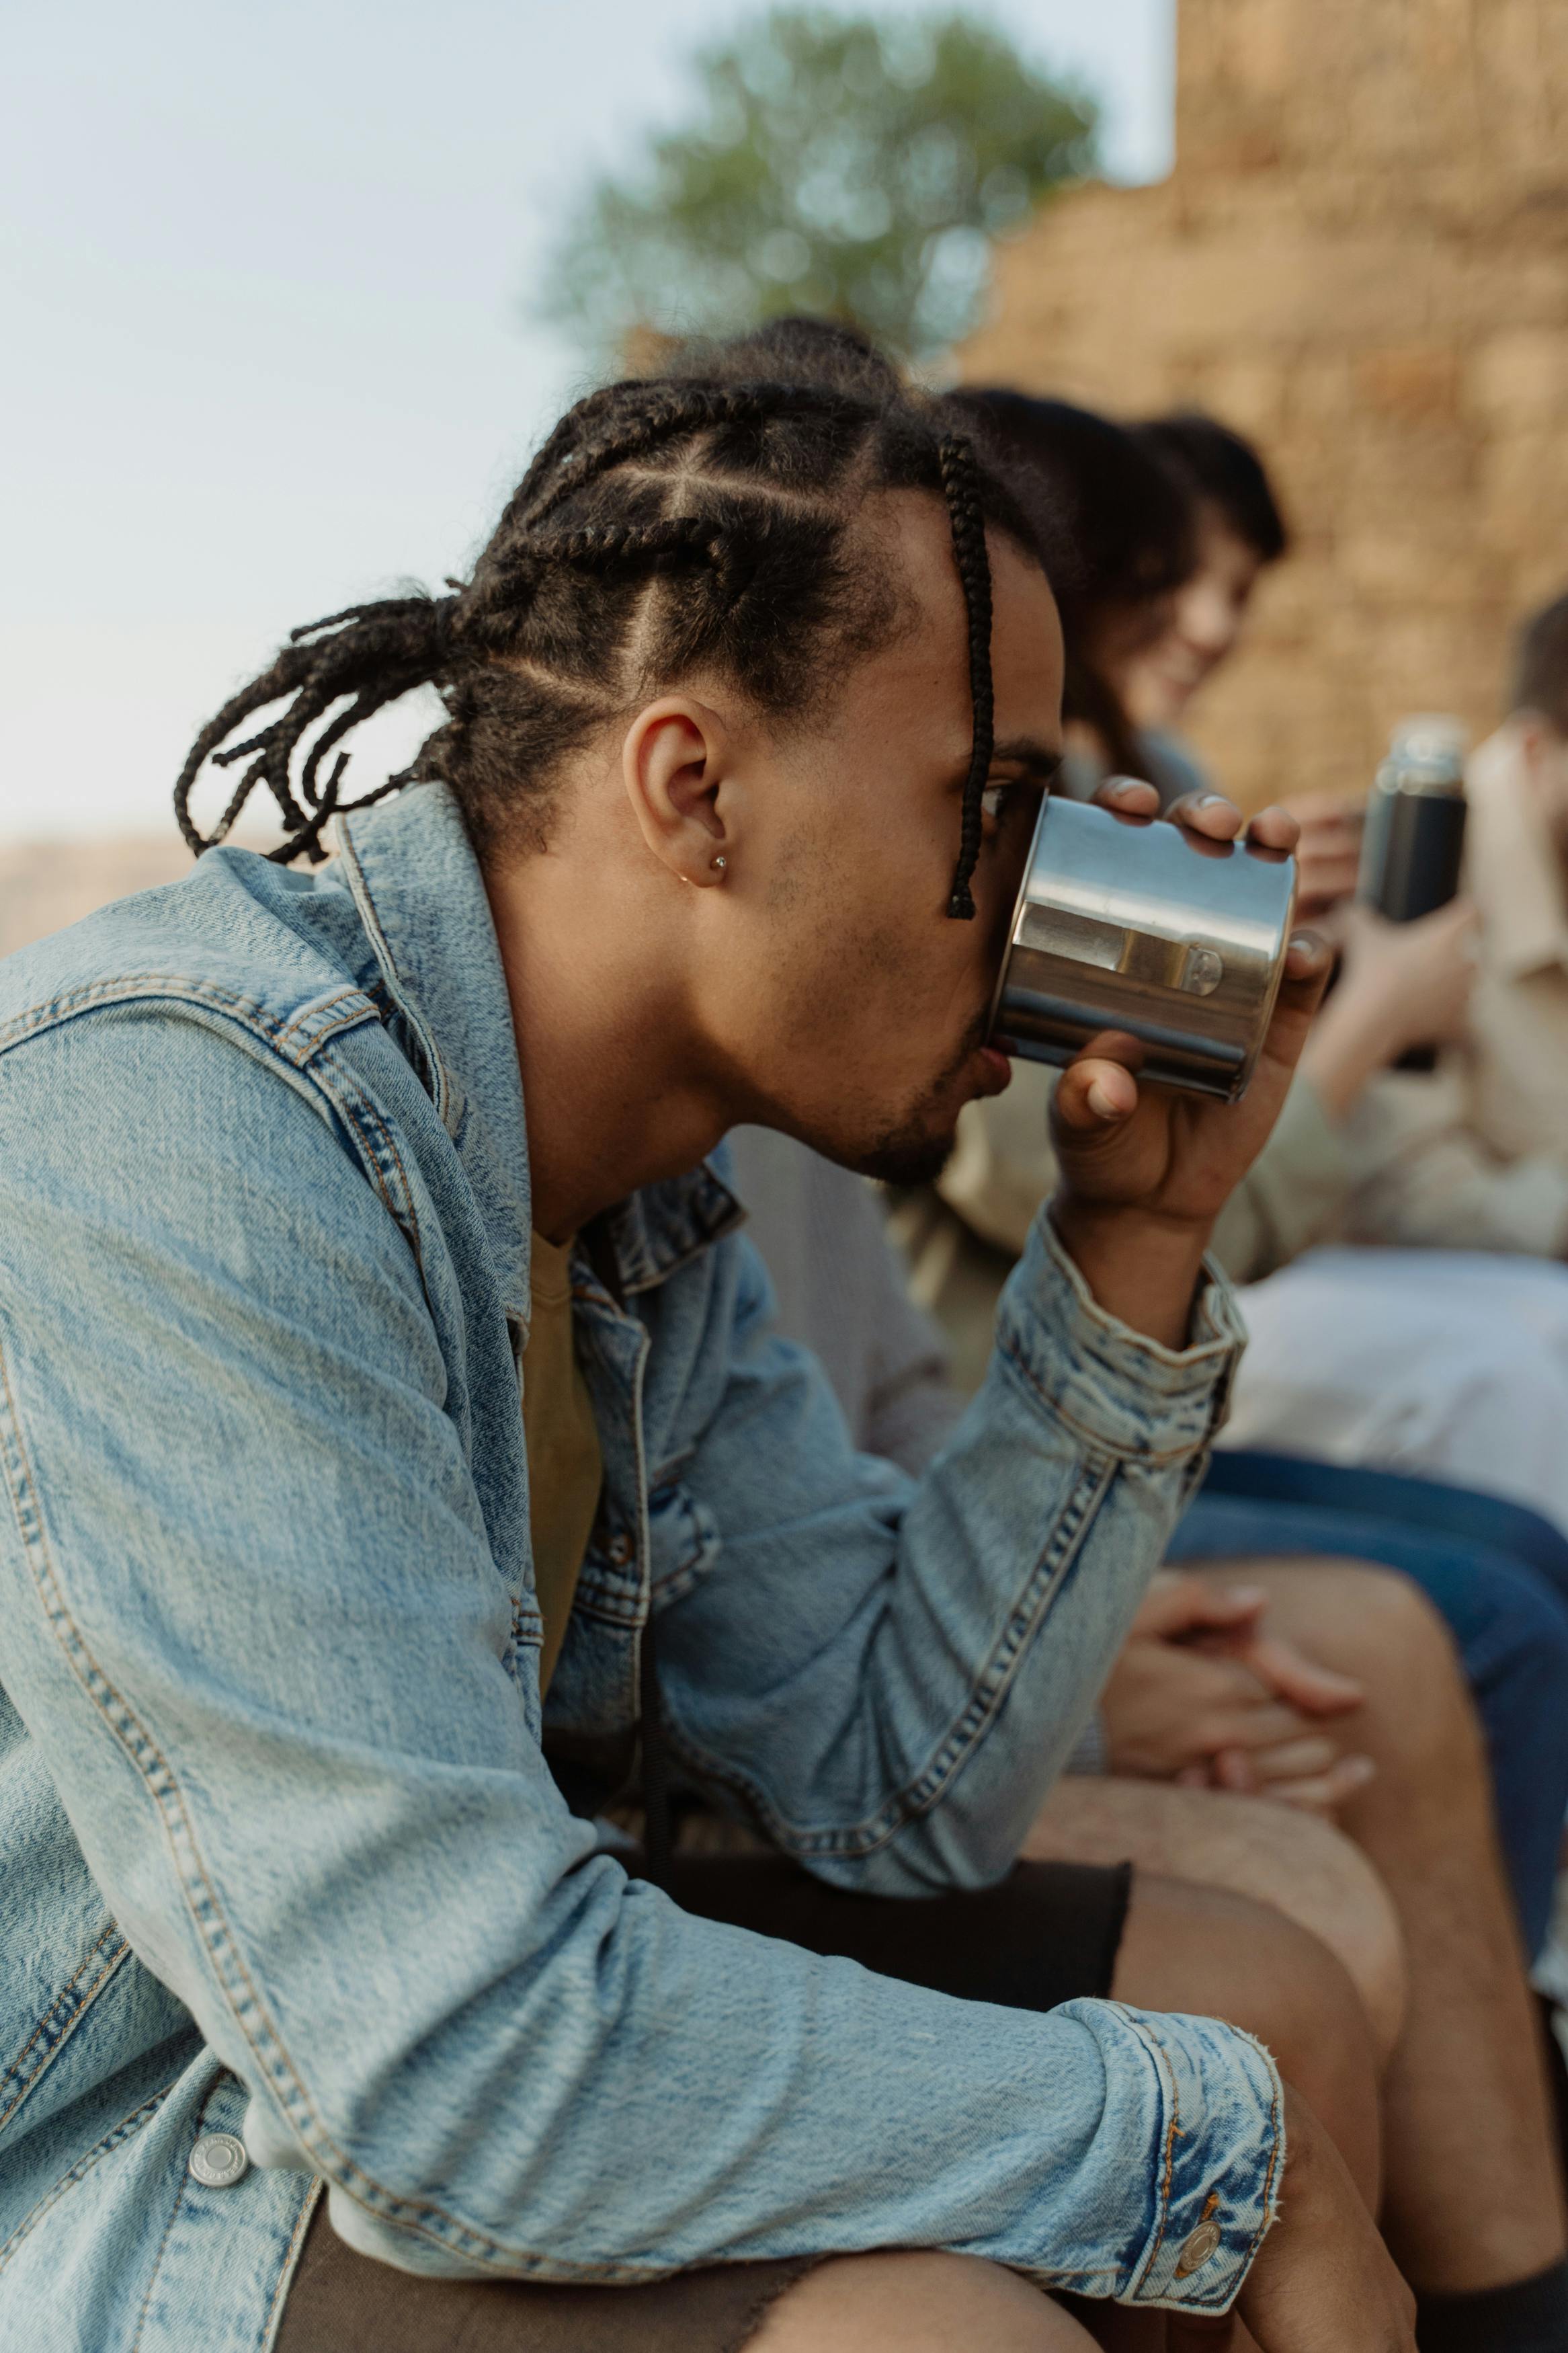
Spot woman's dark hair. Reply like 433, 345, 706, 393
1137, 412, 1290, 565
950, 390, 1196, 781
174, 331, 1036, 920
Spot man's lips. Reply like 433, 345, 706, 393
973, 1043, 1013, 1096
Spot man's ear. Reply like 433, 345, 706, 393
622, 696, 733, 888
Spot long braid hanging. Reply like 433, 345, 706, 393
172, 596, 461, 862
937, 434, 995, 920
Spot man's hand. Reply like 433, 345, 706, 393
1101, 1574, 1373, 1812
1185, 2087, 1416, 2352
1049, 780, 1331, 1346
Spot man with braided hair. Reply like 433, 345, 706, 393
0, 350, 1411, 2353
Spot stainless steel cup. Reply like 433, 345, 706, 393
987, 791, 1297, 1102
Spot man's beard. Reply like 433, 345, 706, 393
847, 1008, 991, 1189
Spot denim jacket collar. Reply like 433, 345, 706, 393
333, 783, 742, 1324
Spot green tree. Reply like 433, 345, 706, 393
539, 9, 1098, 365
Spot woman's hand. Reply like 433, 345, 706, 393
1048, 779, 1331, 1345
1300, 900, 1479, 1121
1280, 791, 1366, 920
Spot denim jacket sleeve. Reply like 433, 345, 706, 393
0, 1008, 1278, 2311
655, 1211, 1242, 1895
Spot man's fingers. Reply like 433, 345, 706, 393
1166, 790, 1246, 842
1267, 1755, 1378, 1812
1198, 1698, 1319, 1754
1210, 1746, 1259, 1793
1243, 801, 1301, 854
1244, 1734, 1343, 1783
1139, 1574, 1267, 1640
1235, 1632, 1365, 1716
1055, 1051, 1140, 1131
1093, 774, 1162, 819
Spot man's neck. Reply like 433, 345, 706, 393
485, 853, 731, 1246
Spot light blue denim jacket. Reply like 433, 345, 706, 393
0, 785, 1282, 2352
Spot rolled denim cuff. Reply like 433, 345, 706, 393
995, 1211, 1245, 1468
1070, 1999, 1286, 2313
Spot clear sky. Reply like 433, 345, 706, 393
1, 0, 1173, 838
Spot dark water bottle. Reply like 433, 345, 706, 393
1357, 714, 1469, 1071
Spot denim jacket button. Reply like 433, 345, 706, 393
189, 2131, 250, 2189
608, 1533, 634, 1566
1174, 2215, 1223, 2277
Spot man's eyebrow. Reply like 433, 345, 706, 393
990, 737, 1064, 783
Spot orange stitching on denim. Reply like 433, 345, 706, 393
1145, 2019, 1184, 2275
1240, 2063, 1285, 2273
0, 1921, 128, 2135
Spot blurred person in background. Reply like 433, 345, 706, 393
1127, 411, 1364, 920
938, 395, 1568, 1540
1124, 448, 1568, 1525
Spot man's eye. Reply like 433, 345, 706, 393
981, 783, 1015, 826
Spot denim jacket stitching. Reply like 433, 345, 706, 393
997, 1328, 1219, 1470
306, 1053, 427, 1291
330, 820, 455, 1135
503, 1600, 545, 1685
130, 2138, 191, 2353
0, 2077, 181, 2277
261, 2180, 323, 2353
0, 1921, 130, 2138
659, 1458, 1114, 1861
0, 1342, 686, 2282
1235, 2038, 1285, 2277
1145, 2029, 1184, 2286
1123, 2009, 1282, 2309
0, 975, 378, 1070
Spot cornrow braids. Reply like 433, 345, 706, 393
174, 356, 1033, 918
937, 435, 995, 921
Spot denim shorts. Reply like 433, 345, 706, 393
274, 1853, 1132, 2352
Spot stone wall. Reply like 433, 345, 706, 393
958, 0, 1568, 808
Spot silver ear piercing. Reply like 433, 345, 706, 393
711, 855, 727, 873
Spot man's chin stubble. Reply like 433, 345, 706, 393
852, 1125, 958, 1189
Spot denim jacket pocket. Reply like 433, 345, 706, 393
645, 1478, 721, 1607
